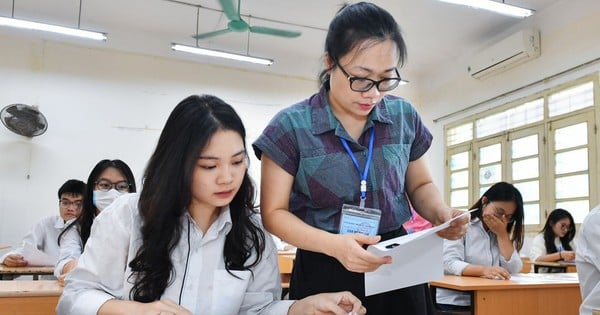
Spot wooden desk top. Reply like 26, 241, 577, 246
430, 273, 579, 291
0, 280, 62, 297
0, 245, 10, 250
0, 265, 55, 275
532, 260, 576, 268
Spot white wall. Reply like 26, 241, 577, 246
0, 33, 317, 249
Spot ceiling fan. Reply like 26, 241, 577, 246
193, 0, 301, 40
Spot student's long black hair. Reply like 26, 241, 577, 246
319, 1, 407, 90
58, 159, 136, 247
470, 181, 525, 251
541, 208, 576, 253
128, 95, 264, 302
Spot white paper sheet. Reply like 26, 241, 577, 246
21, 242, 57, 266
364, 210, 474, 296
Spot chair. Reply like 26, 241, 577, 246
429, 284, 472, 315
277, 253, 294, 299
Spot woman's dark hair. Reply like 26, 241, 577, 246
470, 181, 525, 251
541, 208, 576, 253
128, 95, 264, 302
319, 1, 407, 89
58, 159, 136, 246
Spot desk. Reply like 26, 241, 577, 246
0, 245, 10, 250
0, 280, 62, 315
533, 260, 577, 273
0, 265, 54, 280
430, 273, 581, 315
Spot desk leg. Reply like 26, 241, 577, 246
33, 274, 39, 280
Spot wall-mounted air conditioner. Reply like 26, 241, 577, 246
468, 29, 540, 79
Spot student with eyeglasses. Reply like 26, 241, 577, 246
57, 95, 365, 315
55, 159, 136, 283
1, 179, 85, 277
436, 182, 525, 311
530, 208, 577, 271
252, 2, 469, 314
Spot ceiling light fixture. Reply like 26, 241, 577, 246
0, 0, 106, 41
437, 0, 534, 18
0, 17, 106, 40
171, 43, 273, 66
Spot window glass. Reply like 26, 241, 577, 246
447, 123, 473, 146
479, 144, 501, 164
555, 200, 590, 224
512, 134, 538, 159
451, 170, 469, 189
514, 180, 539, 202
523, 203, 540, 225
555, 148, 588, 174
556, 174, 589, 199
450, 189, 469, 208
479, 164, 501, 185
512, 157, 539, 180
549, 82, 593, 117
449, 151, 469, 171
555, 122, 587, 150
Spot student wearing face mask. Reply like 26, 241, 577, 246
55, 159, 136, 284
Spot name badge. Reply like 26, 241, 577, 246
339, 204, 381, 236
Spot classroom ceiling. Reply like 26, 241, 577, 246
0, 0, 563, 84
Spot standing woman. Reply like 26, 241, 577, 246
57, 95, 365, 315
253, 2, 468, 314
55, 159, 136, 280
530, 208, 576, 265
437, 182, 524, 311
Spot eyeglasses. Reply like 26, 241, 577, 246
489, 201, 514, 223
558, 223, 572, 232
335, 61, 402, 92
59, 200, 83, 209
95, 180, 130, 192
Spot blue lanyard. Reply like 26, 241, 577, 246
340, 128, 375, 208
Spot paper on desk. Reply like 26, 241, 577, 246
21, 242, 57, 266
364, 210, 474, 296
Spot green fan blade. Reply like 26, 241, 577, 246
219, 0, 240, 21
249, 26, 301, 38
192, 28, 232, 39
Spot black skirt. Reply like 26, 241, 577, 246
289, 228, 435, 315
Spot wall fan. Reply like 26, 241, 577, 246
0, 104, 48, 137
193, 0, 301, 39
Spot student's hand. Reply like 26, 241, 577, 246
99, 299, 192, 315
288, 291, 366, 315
437, 209, 470, 240
560, 250, 576, 261
482, 213, 508, 237
2, 254, 28, 267
62, 258, 79, 275
482, 266, 511, 280
330, 233, 391, 273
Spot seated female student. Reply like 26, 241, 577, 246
436, 182, 525, 311
530, 208, 576, 272
57, 95, 366, 315
55, 159, 136, 282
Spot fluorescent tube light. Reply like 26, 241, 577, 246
438, 0, 533, 18
0, 16, 106, 41
171, 44, 273, 66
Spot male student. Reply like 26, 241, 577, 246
1, 179, 86, 268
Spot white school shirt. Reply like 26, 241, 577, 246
2, 215, 65, 278
530, 233, 576, 262
56, 193, 294, 315
54, 218, 83, 277
436, 217, 523, 306
576, 204, 600, 315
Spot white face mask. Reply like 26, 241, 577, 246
93, 189, 125, 212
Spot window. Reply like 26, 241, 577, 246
444, 77, 598, 230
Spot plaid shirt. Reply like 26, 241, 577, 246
253, 87, 432, 234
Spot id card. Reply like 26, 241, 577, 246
339, 204, 381, 236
